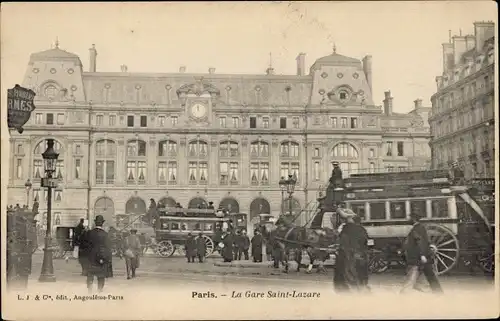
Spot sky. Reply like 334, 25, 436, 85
1, 1, 497, 113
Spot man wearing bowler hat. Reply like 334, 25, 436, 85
400, 211, 443, 294
86, 215, 113, 293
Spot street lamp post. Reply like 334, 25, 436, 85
279, 176, 287, 215
24, 179, 32, 207
286, 174, 297, 217
39, 139, 59, 283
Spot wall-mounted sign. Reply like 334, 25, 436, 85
7, 84, 36, 134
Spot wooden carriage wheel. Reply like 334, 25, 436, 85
477, 251, 495, 274
195, 235, 214, 257
157, 240, 175, 257
426, 223, 460, 275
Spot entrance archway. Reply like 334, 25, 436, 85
219, 197, 240, 213
249, 198, 271, 220
188, 197, 208, 209
159, 197, 177, 208
94, 197, 115, 227
124, 197, 147, 228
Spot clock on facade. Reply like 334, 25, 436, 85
191, 103, 207, 118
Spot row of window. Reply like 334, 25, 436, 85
349, 198, 449, 220
433, 128, 493, 163
385, 141, 405, 157
437, 51, 494, 90
34, 113, 65, 125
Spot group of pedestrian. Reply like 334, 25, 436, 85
332, 207, 443, 294
72, 215, 144, 293
185, 232, 208, 263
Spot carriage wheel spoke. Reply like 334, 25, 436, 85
437, 248, 457, 252
436, 255, 448, 271
437, 251, 455, 262
436, 238, 455, 248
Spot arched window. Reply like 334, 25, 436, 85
219, 141, 239, 158
188, 139, 208, 158
44, 85, 58, 99
188, 197, 208, 209
127, 140, 147, 185
250, 141, 269, 158
280, 141, 299, 158
249, 198, 271, 221
125, 196, 147, 229
95, 140, 116, 184
157, 140, 177, 185
188, 139, 208, 185
219, 197, 240, 213
33, 139, 64, 180
330, 143, 359, 176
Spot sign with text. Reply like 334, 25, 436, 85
7, 84, 36, 134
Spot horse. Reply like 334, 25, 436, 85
259, 216, 338, 273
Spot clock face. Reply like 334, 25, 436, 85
191, 103, 207, 118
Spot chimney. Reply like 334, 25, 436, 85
465, 35, 475, 51
208, 67, 215, 74
179, 66, 186, 73
296, 53, 306, 76
452, 36, 467, 65
362, 55, 372, 93
474, 21, 495, 52
414, 98, 423, 109
89, 44, 97, 72
383, 91, 393, 116
120, 65, 128, 72
442, 43, 454, 72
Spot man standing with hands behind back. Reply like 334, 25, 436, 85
400, 212, 443, 294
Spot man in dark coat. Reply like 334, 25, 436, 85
73, 218, 87, 275
86, 215, 113, 293
196, 232, 207, 263
238, 230, 250, 260
221, 232, 234, 263
400, 212, 443, 294
233, 230, 242, 260
333, 211, 370, 293
251, 230, 263, 262
185, 233, 197, 263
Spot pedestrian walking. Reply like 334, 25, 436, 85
251, 229, 263, 263
185, 233, 196, 263
86, 215, 113, 293
333, 209, 370, 293
400, 212, 443, 294
196, 232, 207, 263
233, 230, 242, 260
238, 230, 250, 260
124, 229, 141, 279
73, 218, 88, 275
221, 232, 234, 263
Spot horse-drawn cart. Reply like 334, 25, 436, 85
154, 207, 231, 257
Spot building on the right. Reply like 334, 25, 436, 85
429, 21, 495, 179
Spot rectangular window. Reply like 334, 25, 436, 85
280, 117, 287, 129
199, 162, 208, 182
369, 148, 375, 158
57, 113, 65, 125
33, 160, 43, 179
370, 202, 386, 220
314, 148, 320, 157
292, 117, 299, 129
390, 201, 406, 219
55, 160, 64, 179
168, 162, 177, 183
230, 162, 239, 184
232, 117, 239, 128
340, 117, 347, 128
431, 199, 448, 218
250, 116, 257, 129
16, 159, 23, 179
137, 161, 146, 183
35, 113, 43, 124
250, 162, 269, 185
313, 161, 321, 181
140, 115, 147, 127
95, 161, 104, 184
397, 142, 404, 156
280, 163, 289, 179
127, 161, 137, 183
127, 115, 134, 127
219, 117, 226, 128
220, 162, 229, 185
46, 113, 54, 125
171, 116, 178, 126
74, 159, 81, 179
158, 115, 166, 127
158, 162, 167, 183
54, 190, 63, 203
33, 189, 41, 203
109, 115, 116, 126
350, 117, 358, 128
17, 144, 24, 155
250, 163, 259, 185
386, 142, 393, 156
262, 117, 270, 128
96, 115, 103, 126
369, 162, 376, 173
106, 160, 115, 184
